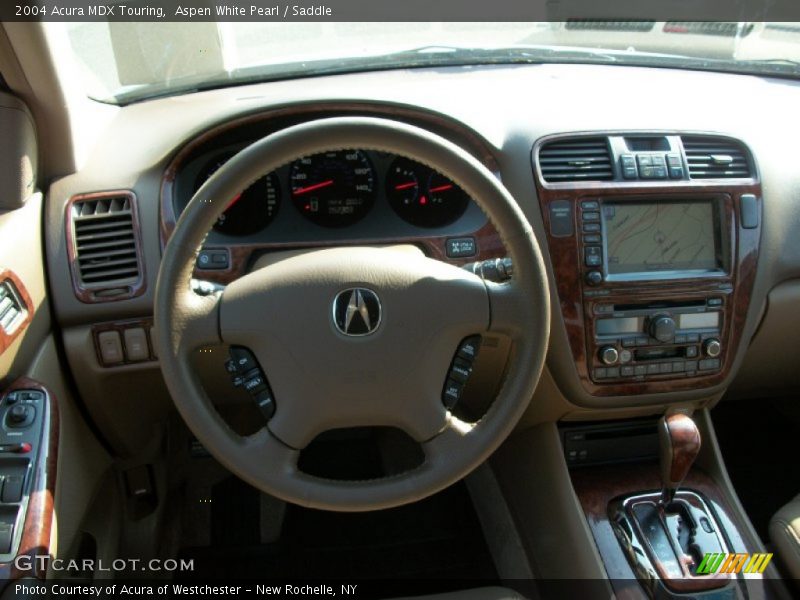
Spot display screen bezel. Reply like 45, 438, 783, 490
600, 197, 730, 282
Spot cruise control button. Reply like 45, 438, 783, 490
243, 373, 266, 393
253, 389, 276, 420
449, 358, 472, 383
442, 379, 464, 409
230, 347, 259, 373
456, 336, 481, 362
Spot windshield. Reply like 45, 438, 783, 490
60, 21, 800, 104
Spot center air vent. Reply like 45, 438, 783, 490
681, 136, 752, 179
68, 191, 145, 302
539, 137, 614, 183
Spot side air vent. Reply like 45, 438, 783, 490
681, 136, 752, 179
68, 191, 145, 302
539, 137, 614, 183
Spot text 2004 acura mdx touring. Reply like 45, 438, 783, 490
0, 18, 799, 600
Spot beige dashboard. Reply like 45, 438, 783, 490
41, 62, 800, 456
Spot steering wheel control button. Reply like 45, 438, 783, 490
456, 336, 481, 362
446, 237, 477, 259
332, 288, 381, 336
442, 379, 465, 410
253, 389, 276, 420
230, 347, 259, 373
449, 358, 473, 383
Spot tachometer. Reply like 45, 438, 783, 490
386, 157, 469, 228
195, 154, 280, 236
289, 150, 376, 228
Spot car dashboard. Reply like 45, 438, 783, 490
40, 62, 800, 456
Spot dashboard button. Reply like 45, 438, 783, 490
97, 331, 124, 365
581, 200, 600, 211
445, 237, 477, 259
123, 328, 149, 362
699, 358, 721, 371
646, 364, 660, 375
620, 366, 634, 377
582, 211, 600, 222
585, 271, 603, 286
583, 234, 601, 244
582, 222, 601, 233
584, 246, 602, 267
634, 365, 647, 377
685, 345, 699, 358
549, 200, 574, 238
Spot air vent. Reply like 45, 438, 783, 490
68, 191, 144, 301
664, 22, 753, 37
681, 136, 752, 179
565, 20, 655, 32
0, 280, 26, 335
539, 137, 614, 183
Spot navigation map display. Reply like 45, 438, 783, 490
604, 201, 720, 275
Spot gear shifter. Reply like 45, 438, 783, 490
658, 412, 702, 505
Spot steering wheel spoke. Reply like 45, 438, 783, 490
486, 280, 528, 338
173, 288, 222, 352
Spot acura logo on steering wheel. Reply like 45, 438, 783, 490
333, 288, 382, 336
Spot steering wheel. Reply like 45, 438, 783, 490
155, 117, 549, 511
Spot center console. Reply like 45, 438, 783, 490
533, 132, 761, 396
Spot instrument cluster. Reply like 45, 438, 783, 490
192, 149, 472, 235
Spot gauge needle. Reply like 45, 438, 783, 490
394, 182, 418, 191
429, 184, 454, 193
292, 179, 334, 196
226, 192, 243, 209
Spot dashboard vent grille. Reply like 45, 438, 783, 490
566, 20, 655, 32
681, 136, 752, 179
70, 193, 142, 289
664, 22, 754, 37
539, 137, 614, 183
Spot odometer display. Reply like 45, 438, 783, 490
289, 150, 376, 228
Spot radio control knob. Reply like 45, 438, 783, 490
649, 315, 676, 343
703, 338, 722, 358
599, 346, 619, 366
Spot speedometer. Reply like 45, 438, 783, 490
289, 150, 376, 228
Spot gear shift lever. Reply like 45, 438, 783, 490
658, 412, 701, 505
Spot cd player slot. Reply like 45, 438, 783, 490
613, 299, 706, 312
635, 347, 682, 362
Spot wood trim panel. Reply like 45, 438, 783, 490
0, 378, 57, 581
532, 135, 761, 397
65, 190, 147, 304
571, 463, 781, 600
159, 103, 504, 284
0, 269, 33, 358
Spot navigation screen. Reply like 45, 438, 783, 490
604, 201, 719, 275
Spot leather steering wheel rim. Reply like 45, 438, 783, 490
155, 116, 550, 511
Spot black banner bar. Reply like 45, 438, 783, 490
4, 0, 800, 22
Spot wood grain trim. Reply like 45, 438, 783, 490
662, 413, 701, 485
532, 134, 761, 396
571, 463, 780, 600
0, 269, 33, 358
158, 103, 504, 283
65, 190, 147, 304
0, 378, 58, 580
